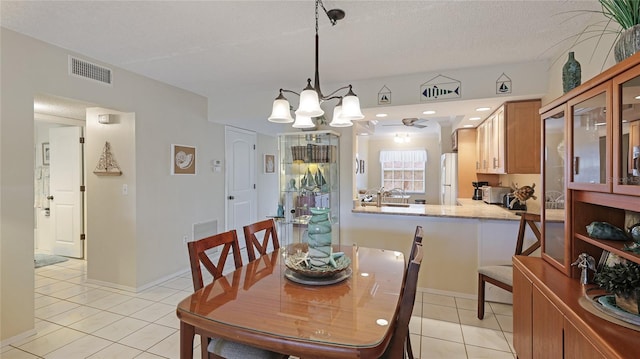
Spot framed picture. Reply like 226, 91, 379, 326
359, 159, 365, 174
598, 250, 627, 271
171, 144, 196, 175
42, 142, 50, 166
264, 154, 275, 174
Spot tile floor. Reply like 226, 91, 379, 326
2, 257, 515, 358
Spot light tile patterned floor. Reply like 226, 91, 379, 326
2, 258, 515, 358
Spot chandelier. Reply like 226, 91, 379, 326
267, 0, 364, 128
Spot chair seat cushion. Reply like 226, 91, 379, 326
207, 337, 283, 359
478, 265, 513, 286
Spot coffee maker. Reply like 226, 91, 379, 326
472, 181, 488, 200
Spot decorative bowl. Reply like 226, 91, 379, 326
285, 252, 351, 278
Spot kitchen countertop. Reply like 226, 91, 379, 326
352, 198, 565, 222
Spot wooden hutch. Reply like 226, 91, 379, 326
513, 52, 640, 358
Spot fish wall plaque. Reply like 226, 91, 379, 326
420, 74, 461, 101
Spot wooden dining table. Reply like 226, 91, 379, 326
176, 245, 406, 359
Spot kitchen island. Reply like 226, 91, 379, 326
344, 198, 553, 302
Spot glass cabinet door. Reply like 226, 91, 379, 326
542, 106, 571, 274
568, 82, 611, 192
613, 64, 640, 196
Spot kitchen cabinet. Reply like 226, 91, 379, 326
475, 99, 541, 174
613, 65, 640, 196
278, 130, 340, 246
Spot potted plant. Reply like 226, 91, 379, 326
594, 259, 640, 314
599, 0, 640, 62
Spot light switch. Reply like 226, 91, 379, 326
122, 184, 128, 196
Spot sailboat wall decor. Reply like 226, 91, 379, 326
94, 141, 122, 176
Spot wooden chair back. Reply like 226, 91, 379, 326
409, 226, 424, 263
514, 213, 541, 256
243, 219, 280, 262
187, 230, 243, 291
477, 213, 541, 319
382, 243, 423, 359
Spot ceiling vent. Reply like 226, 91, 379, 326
68, 56, 112, 85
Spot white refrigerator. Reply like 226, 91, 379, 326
440, 153, 458, 205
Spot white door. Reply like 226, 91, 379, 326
225, 127, 257, 253
50, 126, 84, 258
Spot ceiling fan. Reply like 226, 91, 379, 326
382, 118, 429, 128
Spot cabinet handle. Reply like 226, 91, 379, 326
573, 157, 580, 175
493, 157, 497, 169
476, 161, 479, 170
228, 196, 235, 200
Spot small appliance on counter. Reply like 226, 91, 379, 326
472, 181, 488, 200
481, 186, 511, 204
503, 193, 527, 210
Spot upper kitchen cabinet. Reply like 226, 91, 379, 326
613, 65, 640, 197
567, 83, 612, 193
476, 99, 541, 174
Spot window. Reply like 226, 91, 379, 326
380, 150, 427, 193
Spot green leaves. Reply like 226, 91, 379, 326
594, 261, 640, 297
599, 0, 640, 30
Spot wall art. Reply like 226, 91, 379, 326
264, 154, 275, 174
420, 74, 461, 102
171, 144, 196, 175
42, 142, 50, 166
94, 141, 122, 176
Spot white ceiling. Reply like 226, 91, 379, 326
2, 0, 606, 135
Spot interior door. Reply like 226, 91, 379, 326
225, 126, 257, 255
50, 126, 84, 258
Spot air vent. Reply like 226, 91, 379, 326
68, 56, 112, 85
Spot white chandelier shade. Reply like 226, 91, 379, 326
267, 94, 294, 123
328, 99, 352, 127
292, 115, 316, 129
295, 81, 325, 117
339, 90, 364, 120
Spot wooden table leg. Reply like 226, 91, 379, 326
180, 320, 195, 359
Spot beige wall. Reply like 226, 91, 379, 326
1, 28, 215, 341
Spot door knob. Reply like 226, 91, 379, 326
228, 196, 235, 200
47, 195, 54, 200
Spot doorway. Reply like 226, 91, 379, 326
33, 94, 92, 259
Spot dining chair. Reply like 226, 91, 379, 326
380, 242, 424, 359
187, 230, 286, 359
477, 213, 541, 319
243, 218, 280, 262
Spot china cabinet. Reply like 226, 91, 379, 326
514, 53, 640, 359
277, 131, 340, 247
541, 106, 571, 274
475, 100, 541, 174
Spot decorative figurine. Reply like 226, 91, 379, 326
510, 182, 537, 208
571, 253, 596, 285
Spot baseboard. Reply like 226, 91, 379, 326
86, 267, 190, 293
0, 329, 37, 348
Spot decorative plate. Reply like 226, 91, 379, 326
285, 267, 352, 286
284, 252, 351, 278
595, 295, 640, 326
